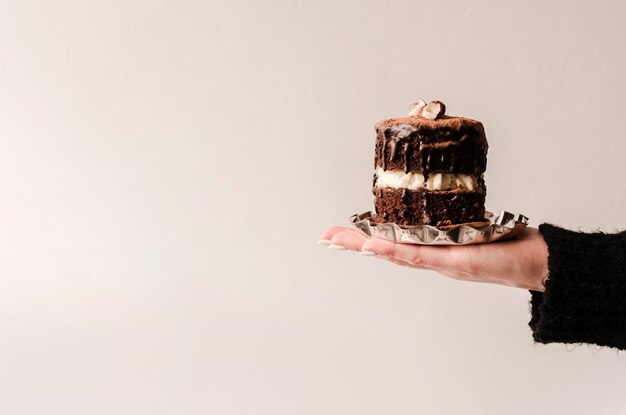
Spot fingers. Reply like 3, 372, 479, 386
319, 227, 375, 252
318, 226, 353, 243
319, 227, 456, 271
360, 238, 454, 269
328, 229, 368, 251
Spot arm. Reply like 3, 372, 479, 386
320, 223, 626, 350
319, 225, 549, 291
530, 223, 626, 350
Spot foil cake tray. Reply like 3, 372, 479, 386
349, 210, 529, 245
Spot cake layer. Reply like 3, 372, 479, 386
374, 168, 480, 191
374, 117, 488, 177
372, 187, 486, 227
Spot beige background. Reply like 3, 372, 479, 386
1, 1, 625, 414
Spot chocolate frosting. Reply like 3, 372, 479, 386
374, 115, 488, 179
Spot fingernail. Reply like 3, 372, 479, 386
328, 244, 346, 250
317, 239, 332, 246
360, 250, 377, 256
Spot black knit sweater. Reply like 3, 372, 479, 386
529, 223, 626, 350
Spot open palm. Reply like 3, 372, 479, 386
319, 226, 549, 291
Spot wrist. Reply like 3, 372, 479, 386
533, 236, 550, 292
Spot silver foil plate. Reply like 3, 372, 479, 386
350, 210, 529, 245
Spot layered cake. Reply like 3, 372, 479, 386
372, 100, 489, 228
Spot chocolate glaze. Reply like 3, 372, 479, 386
375, 124, 487, 177
450, 146, 459, 171
381, 129, 389, 170
403, 141, 410, 173
389, 137, 401, 162
421, 146, 431, 181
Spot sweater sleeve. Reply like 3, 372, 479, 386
529, 223, 626, 350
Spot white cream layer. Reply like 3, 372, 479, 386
374, 167, 479, 191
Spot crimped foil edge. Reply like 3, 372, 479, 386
349, 210, 529, 245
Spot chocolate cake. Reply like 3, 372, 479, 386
372, 100, 489, 228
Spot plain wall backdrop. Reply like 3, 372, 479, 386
1, 1, 626, 414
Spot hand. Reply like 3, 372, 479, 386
319, 226, 549, 291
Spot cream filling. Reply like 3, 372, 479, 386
374, 167, 479, 191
